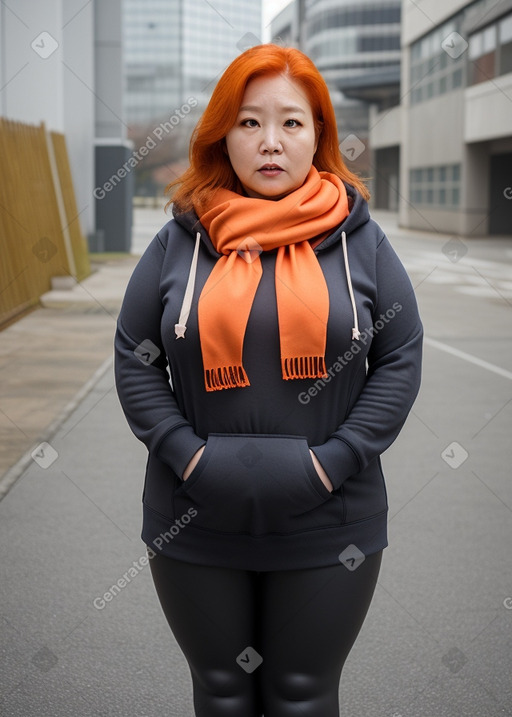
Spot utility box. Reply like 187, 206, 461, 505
94, 141, 134, 252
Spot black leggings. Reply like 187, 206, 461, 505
149, 550, 382, 717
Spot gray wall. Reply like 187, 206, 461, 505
0, 0, 125, 238
95, 1, 125, 140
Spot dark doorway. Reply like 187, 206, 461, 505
374, 146, 400, 210
489, 153, 512, 235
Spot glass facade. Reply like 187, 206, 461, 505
307, 4, 401, 38
124, 0, 262, 127
305, 0, 401, 104
124, 0, 183, 126
182, 0, 262, 104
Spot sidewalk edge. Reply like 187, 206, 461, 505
0, 354, 114, 502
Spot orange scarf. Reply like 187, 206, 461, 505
197, 167, 350, 391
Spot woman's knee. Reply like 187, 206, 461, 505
191, 667, 260, 717
194, 667, 249, 697
263, 669, 334, 702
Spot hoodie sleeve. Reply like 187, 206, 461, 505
114, 233, 206, 480
311, 232, 423, 491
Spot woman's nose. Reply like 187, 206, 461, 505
260, 128, 283, 154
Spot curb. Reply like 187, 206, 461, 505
0, 354, 114, 502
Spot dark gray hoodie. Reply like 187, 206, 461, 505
114, 184, 423, 571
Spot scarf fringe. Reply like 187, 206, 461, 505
282, 356, 328, 380
205, 365, 250, 392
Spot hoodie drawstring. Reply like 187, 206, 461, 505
175, 231, 201, 339
175, 230, 360, 345
341, 231, 361, 341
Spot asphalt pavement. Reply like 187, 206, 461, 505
0, 207, 511, 716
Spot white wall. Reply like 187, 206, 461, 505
0, 0, 97, 234
464, 74, 512, 143
63, 0, 95, 235
0, 0, 64, 129
369, 104, 402, 149
408, 90, 465, 167
402, 0, 469, 45
0, 0, 125, 237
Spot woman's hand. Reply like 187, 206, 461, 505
182, 446, 205, 481
310, 449, 334, 492
183, 446, 333, 491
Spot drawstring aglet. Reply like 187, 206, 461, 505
352, 328, 361, 340
174, 231, 202, 341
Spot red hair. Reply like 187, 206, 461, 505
166, 44, 370, 214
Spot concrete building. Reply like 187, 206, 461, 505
372, 0, 512, 235
123, 0, 183, 127
182, 0, 262, 107
269, 0, 301, 47
123, 0, 262, 195
270, 0, 402, 188
0, 0, 126, 244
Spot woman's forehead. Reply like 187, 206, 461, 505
240, 74, 312, 109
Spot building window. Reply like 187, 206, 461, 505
409, 165, 461, 209
359, 35, 401, 52
408, 0, 512, 104
469, 25, 497, 84
307, 4, 400, 37
410, 15, 465, 105
501, 14, 512, 74
468, 12, 512, 85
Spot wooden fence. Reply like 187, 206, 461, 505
0, 118, 90, 327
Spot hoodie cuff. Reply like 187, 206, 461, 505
157, 426, 206, 480
310, 437, 360, 491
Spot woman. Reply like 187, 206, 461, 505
115, 45, 422, 717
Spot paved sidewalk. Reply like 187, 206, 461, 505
0, 206, 167, 496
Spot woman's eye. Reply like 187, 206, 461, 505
241, 119, 259, 127
284, 119, 301, 127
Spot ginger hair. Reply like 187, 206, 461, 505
166, 44, 369, 214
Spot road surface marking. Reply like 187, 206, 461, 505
424, 337, 512, 381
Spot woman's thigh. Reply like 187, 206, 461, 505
149, 551, 382, 716
258, 551, 383, 716
149, 553, 263, 716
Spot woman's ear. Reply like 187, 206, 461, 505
314, 121, 323, 154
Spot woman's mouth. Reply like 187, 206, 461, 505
258, 164, 284, 177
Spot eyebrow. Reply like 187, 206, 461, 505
238, 104, 306, 114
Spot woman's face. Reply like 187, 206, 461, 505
225, 73, 318, 200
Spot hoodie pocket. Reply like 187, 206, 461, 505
173, 433, 343, 535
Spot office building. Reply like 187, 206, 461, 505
372, 0, 512, 234
0, 0, 128, 247
123, 0, 262, 194
270, 0, 402, 187
124, 0, 262, 127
